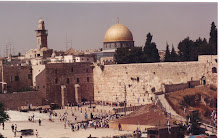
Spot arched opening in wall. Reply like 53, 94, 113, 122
201, 76, 206, 85
212, 67, 217, 73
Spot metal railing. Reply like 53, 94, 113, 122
113, 105, 144, 113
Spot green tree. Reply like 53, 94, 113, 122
114, 47, 144, 64
209, 22, 217, 55
0, 103, 9, 123
127, 47, 144, 63
143, 33, 160, 62
186, 111, 202, 135
209, 22, 217, 45
164, 43, 171, 62
178, 37, 195, 61
114, 47, 130, 64
170, 45, 178, 62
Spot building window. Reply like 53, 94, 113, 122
86, 69, 89, 73
28, 74, 32, 79
55, 78, 58, 84
43, 85, 45, 88
71, 67, 74, 72
15, 76, 19, 81
67, 78, 70, 84
212, 67, 217, 73
10, 76, 13, 82
82, 58, 84, 60
87, 77, 89, 82
215, 59, 217, 63
77, 78, 80, 83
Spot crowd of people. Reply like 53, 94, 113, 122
2, 104, 124, 137
57, 107, 123, 133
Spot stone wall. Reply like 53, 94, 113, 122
0, 91, 43, 110
0, 65, 33, 93
93, 55, 217, 106
32, 64, 46, 87
35, 62, 94, 106
164, 80, 200, 93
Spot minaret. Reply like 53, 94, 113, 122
35, 19, 48, 50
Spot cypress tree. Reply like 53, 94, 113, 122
164, 43, 171, 62
143, 33, 160, 63
209, 22, 217, 55
170, 45, 178, 62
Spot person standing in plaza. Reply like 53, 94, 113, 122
2, 122, 4, 130
15, 124, 17, 131
11, 124, 14, 132
38, 119, 41, 126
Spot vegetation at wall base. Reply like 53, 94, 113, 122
0, 103, 9, 123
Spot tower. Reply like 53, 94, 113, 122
35, 19, 48, 50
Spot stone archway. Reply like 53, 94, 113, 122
201, 76, 206, 85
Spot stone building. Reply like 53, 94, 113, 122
35, 62, 94, 106
0, 59, 33, 94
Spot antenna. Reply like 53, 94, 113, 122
5, 44, 8, 57
13, 46, 15, 56
65, 32, 72, 50
66, 32, 68, 51
117, 17, 119, 24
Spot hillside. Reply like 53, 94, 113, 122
165, 85, 217, 123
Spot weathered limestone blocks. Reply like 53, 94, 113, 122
93, 55, 217, 106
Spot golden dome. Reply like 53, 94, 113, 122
104, 24, 133, 42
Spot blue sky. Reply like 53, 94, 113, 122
0, 2, 217, 56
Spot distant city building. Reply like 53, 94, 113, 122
0, 19, 217, 112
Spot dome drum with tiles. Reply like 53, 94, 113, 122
103, 23, 134, 50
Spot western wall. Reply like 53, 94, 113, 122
93, 55, 217, 106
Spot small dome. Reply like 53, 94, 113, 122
41, 47, 48, 51
38, 19, 44, 24
104, 23, 133, 42
38, 19, 45, 30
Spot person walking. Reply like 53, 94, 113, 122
2, 122, 4, 130
15, 124, 17, 131
11, 124, 14, 132
118, 123, 121, 131
38, 119, 41, 126
32, 114, 35, 122
14, 129, 16, 137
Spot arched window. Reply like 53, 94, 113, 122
212, 67, 217, 73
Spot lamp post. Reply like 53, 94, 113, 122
122, 82, 127, 115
